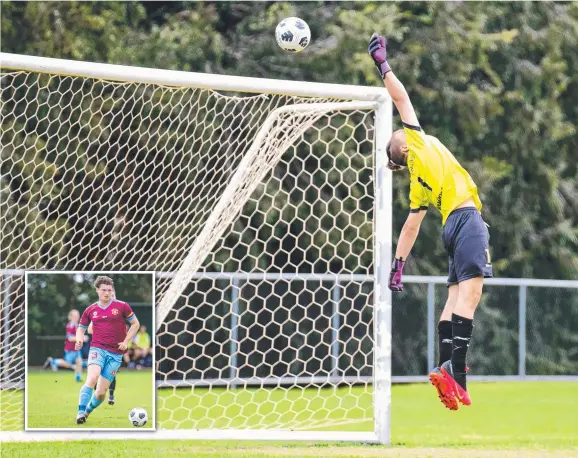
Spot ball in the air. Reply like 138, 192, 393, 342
275, 17, 311, 53
128, 407, 148, 427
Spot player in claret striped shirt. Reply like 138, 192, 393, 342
369, 33, 493, 410
74, 276, 139, 424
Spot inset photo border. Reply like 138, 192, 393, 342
25, 271, 156, 431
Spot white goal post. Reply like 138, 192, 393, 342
0, 53, 392, 443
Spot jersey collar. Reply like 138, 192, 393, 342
97, 300, 113, 309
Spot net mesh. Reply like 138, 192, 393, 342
0, 69, 378, 431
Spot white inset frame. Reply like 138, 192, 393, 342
24, 270, 156, 432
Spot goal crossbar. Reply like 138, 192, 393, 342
0, 52, 389, 101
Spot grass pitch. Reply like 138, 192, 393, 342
25, 369, 154, 429
3, 381, 577, 457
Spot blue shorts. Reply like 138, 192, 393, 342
64, 350, 82, 365
442, 207, 493, 286
87, 347, 122, 382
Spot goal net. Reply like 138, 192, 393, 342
0, 54, 392, 442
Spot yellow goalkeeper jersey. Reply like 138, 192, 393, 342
403, 123, 482, 225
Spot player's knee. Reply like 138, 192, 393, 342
95, 390, 106, 400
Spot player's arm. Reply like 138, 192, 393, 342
76, 309, 90, 350
119, 306, 139, 351
75, 325, 87, 350
388, 174, 429, 291
122, 318, 139, 349
388, 209, 427, 292
396, 209, 427, 261
368, 33, 420, 127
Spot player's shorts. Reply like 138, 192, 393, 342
442, 207, 493, 286
63, 350, 83, 365
87, 347, 122, 382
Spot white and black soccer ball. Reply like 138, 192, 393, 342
128, 407, 148, 427
275, 17, 311, 53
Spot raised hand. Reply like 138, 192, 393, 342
368, 33, 391, 78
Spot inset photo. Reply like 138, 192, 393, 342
25, 272, 155, 430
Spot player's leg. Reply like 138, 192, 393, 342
77, 362, 101, 423
47, 355, 73, 371
74, 353, 83, 382
429, 280, 460, 410
85, 375, 111, 415
441, 276, 483, 405
108, 376, 116, 405
56, 360, 74, 369
63, 351, 81, 381
76, 348, 104, 424
440, 209, 492, 406
438, 284, 459, 366
85, 351, 122, 415
43, 356, 56, 371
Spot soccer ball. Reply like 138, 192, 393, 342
275, 17, 311, 53
128, 407, 148, 427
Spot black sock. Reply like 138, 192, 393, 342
109, 377, 116, 394
451, 313, 474, 389
438, 320, 453, 367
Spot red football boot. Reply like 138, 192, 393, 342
429, 366, 459, 411
441, 360, 472, 406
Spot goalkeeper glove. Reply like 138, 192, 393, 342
368, 33, 392, 79
388, 257, 405, 292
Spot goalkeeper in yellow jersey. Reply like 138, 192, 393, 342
369, 34, 493, 410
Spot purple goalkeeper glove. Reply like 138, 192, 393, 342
368, 33, 391, 79
388, 258, 405, 292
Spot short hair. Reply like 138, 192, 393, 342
386, 129, 409, 169
94, 276, 114, 289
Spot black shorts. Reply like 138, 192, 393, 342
442, 207, 493, 286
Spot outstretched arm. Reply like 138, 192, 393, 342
368, 34, 420, 127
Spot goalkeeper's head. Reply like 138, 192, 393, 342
386, 129, 409, 171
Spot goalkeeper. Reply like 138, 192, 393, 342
368, 33, 493, 410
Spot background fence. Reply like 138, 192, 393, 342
2, 270, 577, 385
156, 272, 578, 385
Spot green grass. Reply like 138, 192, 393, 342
2, 382, 578, 457
25, 369, 154, 429
157, 384, 373, 431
